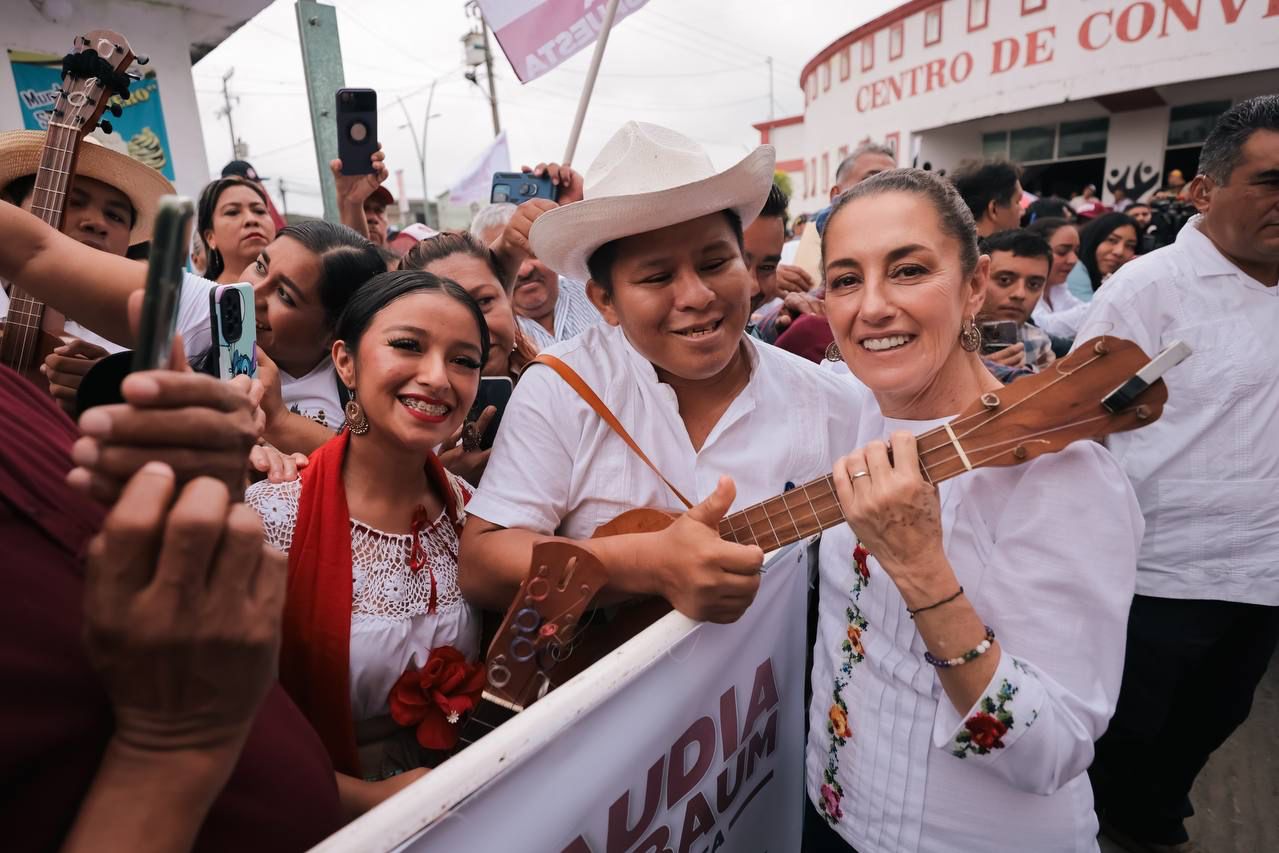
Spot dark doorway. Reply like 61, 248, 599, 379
1020, 157, 1106, 200
1162, 147, 1201, 189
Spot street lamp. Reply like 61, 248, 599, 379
398, 80, 442, 223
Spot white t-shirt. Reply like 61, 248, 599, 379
280, 357, 346, 430
1075, 215, 1279, 606
468, 322, 867, 539
808, 397, 1142, 852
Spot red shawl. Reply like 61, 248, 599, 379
279, 429, 464, 776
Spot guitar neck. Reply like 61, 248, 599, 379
716, 422, 972, 551
1, 121, 77, 360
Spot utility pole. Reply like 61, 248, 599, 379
766, 56, 775, 121
480, 17, 501, 136
398, 80, 441, 220
278, 178, 289, 216
215, 67, 239, 156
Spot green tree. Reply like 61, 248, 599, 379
773, 170, 794, 199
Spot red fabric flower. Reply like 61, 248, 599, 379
964, 712, 1009, 750
853, 543, 871, 581
388, 646, 486, 751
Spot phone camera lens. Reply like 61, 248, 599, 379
349, 121, 368, 143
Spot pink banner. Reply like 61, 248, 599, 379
477, 0, 651, 83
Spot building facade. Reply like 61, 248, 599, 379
757, 0, 1279, 214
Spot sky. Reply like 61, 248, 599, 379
191, 0, 900, 216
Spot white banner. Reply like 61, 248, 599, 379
447, 130, 511, 206
316, 543, 811, 853
475, 0, 652, 83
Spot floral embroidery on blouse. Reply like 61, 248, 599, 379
819, 542, 872, 824
952, 679, 1018, 758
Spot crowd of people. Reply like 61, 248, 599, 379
0, 59, 1275, 853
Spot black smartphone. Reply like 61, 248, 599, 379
491, 171, 557, 204
132, 195, 194, 372
336, 88, 378, 175
467, 376, 514, 450
980, 320, 1021, 355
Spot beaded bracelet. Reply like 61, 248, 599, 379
924, 625, 996, 668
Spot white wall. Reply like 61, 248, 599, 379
796, 0, 1279, 187
0, 0, 212, 196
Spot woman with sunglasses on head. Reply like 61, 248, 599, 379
803, 169, 1143, 852
197, 176, 277, 285
245, 270, 487, 814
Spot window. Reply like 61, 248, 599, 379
810, 158, 817, 195
982, 131, 1009, 159
924, 5, 943, 46
839, 48, 850, 81
1167, 100, 1231, 147
1058, 118, 1109, 158
885, 132, 900, 158
890, 22, 904, 59
838, 144, 850, 164
822, 152, 830, 194
821, 60, 831, 92
806, 75, 816, 104
861, 37, 874, 71
968, 0, 989, 32
1021, 0, 1047, 13
1010, 126, 1055, 162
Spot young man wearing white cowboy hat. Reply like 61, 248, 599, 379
458, 121, 865, 623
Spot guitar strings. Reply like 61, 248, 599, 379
734, 410, 1121, 550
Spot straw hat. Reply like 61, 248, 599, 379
0, 129, 174, 244
529, 122, 775, 283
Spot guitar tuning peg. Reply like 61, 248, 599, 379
135, 54, 150, 66
109, 104, 123, 117
98, 120, 113, 135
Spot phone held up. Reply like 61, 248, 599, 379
491, 171, 557, 205
336, 88, 378, 175
132, 196, 195, 372
980, 319, 1021, 355
467, 375, 514, 451
209, 284, 257, 380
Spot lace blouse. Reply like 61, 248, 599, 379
246, 478, 480, 722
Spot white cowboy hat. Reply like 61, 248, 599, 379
529, 122, 776, 283
0, 129, 175, 244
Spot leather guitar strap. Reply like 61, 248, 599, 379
530, 354, 693, 510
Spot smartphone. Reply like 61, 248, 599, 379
209, 284, 257, 379
132, 196, 195, 372
336, 88, 378, 175
467, 376, 514, 450
980, 320, 1021, 355
490, 171, 557, 205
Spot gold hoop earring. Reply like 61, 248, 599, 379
959, 316, 982, 353
344, 392, 369, 435
824, 341, 842, 362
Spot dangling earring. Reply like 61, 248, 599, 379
959, 315, 982, 353
344, 390, 369, 435
824, 340, 843, 362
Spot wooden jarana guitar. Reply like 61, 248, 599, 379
0, 30, 139, 382
458, 336, 1184, 745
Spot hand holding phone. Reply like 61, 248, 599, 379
209, 284, 257, 380
491, 171, 557, 205
336, 88, 378, 176
980, 320, 1021, 355
467, 376, 514, 450
133, 196, 195, 372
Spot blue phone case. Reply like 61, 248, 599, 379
490, 171, 557, 205
209, 283, 257, 380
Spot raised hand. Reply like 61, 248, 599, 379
652, 476, 765, 623
437, 404, 495, 485
522, 162, 585, 204
83, 464, 287, 753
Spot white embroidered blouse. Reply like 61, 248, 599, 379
807, 398, 1144, 852
245, 478, 480, 722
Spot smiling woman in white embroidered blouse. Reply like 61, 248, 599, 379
245, 270, 488, 817
805, 170, 1145, 853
